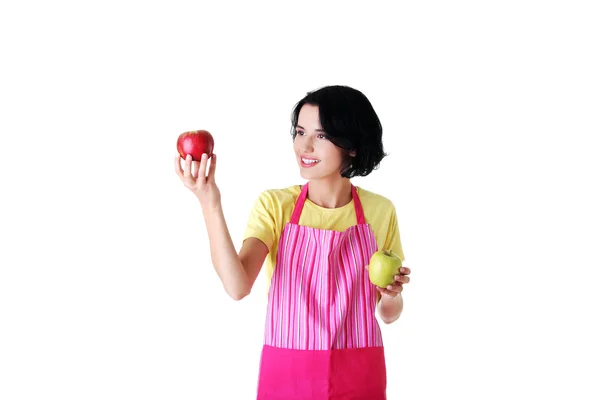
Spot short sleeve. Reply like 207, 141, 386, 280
243, 191, 277, 251
382, 204, 406, 262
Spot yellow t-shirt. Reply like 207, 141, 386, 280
243, 184, 406, 289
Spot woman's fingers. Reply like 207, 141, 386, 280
198, 153, 208, 180
377, 283, 403, 297
191, 159, 200, 178
387, 282, 403, 293
207, 153, 217, 182
174, 154, 184, 178
376, 287, 396, 297
183, 154, 193, 179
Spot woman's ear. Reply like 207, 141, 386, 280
349, 149, 356, 157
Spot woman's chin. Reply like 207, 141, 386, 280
299, 170, 313, 179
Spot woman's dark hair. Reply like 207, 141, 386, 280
290, 85, 388, 178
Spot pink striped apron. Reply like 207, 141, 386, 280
257, 183, 387, 400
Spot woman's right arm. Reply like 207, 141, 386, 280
175, 152, 268, 300
203, 205, 268, 299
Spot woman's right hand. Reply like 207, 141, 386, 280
174, 153, 221, 210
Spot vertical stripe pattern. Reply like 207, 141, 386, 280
264, 184, 383, 350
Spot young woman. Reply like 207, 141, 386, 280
174, 85, 411, 399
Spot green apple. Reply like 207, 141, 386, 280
368, 250, 403, 288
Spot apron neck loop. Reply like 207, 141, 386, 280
352, 185, 366, 225
290, 183, 366, 225
290, 184, 309, 224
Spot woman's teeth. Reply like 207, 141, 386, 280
302, 158, 320, 164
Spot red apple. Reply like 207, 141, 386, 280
176, 130, 214, 161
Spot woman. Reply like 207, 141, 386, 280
174, 85, 411, 399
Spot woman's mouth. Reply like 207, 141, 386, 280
300, 157, 321, 168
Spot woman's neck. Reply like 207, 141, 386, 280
306, 177, 352, 209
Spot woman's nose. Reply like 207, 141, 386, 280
297, 136, 314, 153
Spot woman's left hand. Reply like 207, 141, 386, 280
377, 266, 411, 298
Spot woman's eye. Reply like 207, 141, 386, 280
294, 131, 326, 139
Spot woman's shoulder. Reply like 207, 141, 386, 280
355, 185, 396, 210
254, 185, 302, 208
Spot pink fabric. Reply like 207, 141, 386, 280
257, 345, 386, 400
257, 183, 386, 399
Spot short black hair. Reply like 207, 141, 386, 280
290, 85, 388, 178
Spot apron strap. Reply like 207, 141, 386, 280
290, 184, 309, 225
351, 185, 366, 225
291, 183, 366, 225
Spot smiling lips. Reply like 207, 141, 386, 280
300, 157, 321, 168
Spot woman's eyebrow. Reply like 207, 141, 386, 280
296, 125, 325, 132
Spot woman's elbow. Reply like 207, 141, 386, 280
226, 285, 251, 301
229, 291, 249, 301
381, 315, 400, 325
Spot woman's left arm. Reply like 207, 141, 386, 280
376, 266, 411, 324
374, 200, 410, 323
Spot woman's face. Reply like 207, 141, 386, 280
293, 104, 347, 181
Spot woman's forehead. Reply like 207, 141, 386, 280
297, 104, 322, 129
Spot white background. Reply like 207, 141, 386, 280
1, 0, 599, 399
